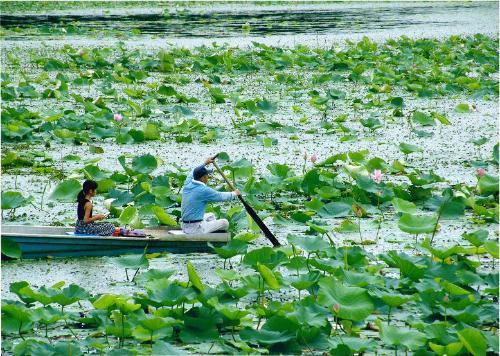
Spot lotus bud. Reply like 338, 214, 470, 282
412, 63, 417, 69
476, 168, 486, 177
310, 154, 317, 164
303, 152, 308, 161
443, 294, 449, 303
333, 303, 340, 314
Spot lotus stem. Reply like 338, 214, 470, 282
430, 208, 442, 245
18, 321, 25, 340
131, 268, 140, 282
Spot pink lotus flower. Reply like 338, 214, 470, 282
333, 303, 340, 314
310, 154, 317, 164
113, 113, 123, 122
476, 168, 486, 177
371, 169, 383, 184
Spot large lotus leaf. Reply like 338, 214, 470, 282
429, 342, 463, 356
119, 206, 137, 225
424, 195, 465, 219
380, 251, 425, 281
151, 206, 176, 226
478, 174, 499, 195
355, 174, 380, 193
267, 163, 292, 179
240, 328, 295, 345
2, 191, 33, 209
484, 240, 499, 258
2, 238, 21, 258
412, 111, 435, 126
49, 179, 81, 202
132, 324, 172, 342
455, 103, 470, 113
152, 341, 184, 355
243, 247, 287, 269
377, 322, 426, 351
187, 262, 204, 292
370, 290, 414, 307
143, 123, 161, 140
457, 328, 487, 356
256, 99, 277, 113
398, 213, 437, 234
289, 270, 321, 290
286, 301, 328, 328
51, 284, 90, 307
399, 143, 423, 155
147, 281, 195, 306
317, 277, 374, 321
287, 234, 330, 252
83, 165, 108, 180
392, 198, 416, 214
256, 262, 280, 290
131, 154, 157, 175
318, 201, 352, 217
208, 87, 226, 103
462, 229, 488, 247
208, 239, 247, 260
112, 253, 149, 269
301, 169, 321, 195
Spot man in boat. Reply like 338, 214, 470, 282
181, 156, 240, 234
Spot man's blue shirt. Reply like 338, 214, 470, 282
181, 164, 235, 221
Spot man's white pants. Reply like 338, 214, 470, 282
181, 213, 229, 234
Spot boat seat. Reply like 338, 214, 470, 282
169, 230, 187, 235
65, 232, 100, 237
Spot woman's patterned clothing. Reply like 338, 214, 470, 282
75, 220, 115, 236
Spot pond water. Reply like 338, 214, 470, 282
1, 1, 496, 41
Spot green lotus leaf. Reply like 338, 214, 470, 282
392, 197, 416, 214
397, 213, 437, 234
256, 262, 280, 290
377, 321, 426, 351
131, 154, 157, 174
208, 239, 247, 260
119, 206, 137, 225
457, 328, 487, 356
49, 179, 81, 202
317, 277, 374, 321
2, 238, 21, 258
187, 261, 204, 292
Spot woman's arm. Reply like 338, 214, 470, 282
83, 202, 105, 224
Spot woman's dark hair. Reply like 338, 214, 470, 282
77, 180, 98, 203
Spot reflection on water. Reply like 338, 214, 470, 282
0, 2, 484, 40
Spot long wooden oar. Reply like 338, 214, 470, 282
212, 160, 281, 247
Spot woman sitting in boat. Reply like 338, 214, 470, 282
75, 180, 117, 236
181, 156, 240, 234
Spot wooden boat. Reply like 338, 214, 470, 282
1, 225, 230, 259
